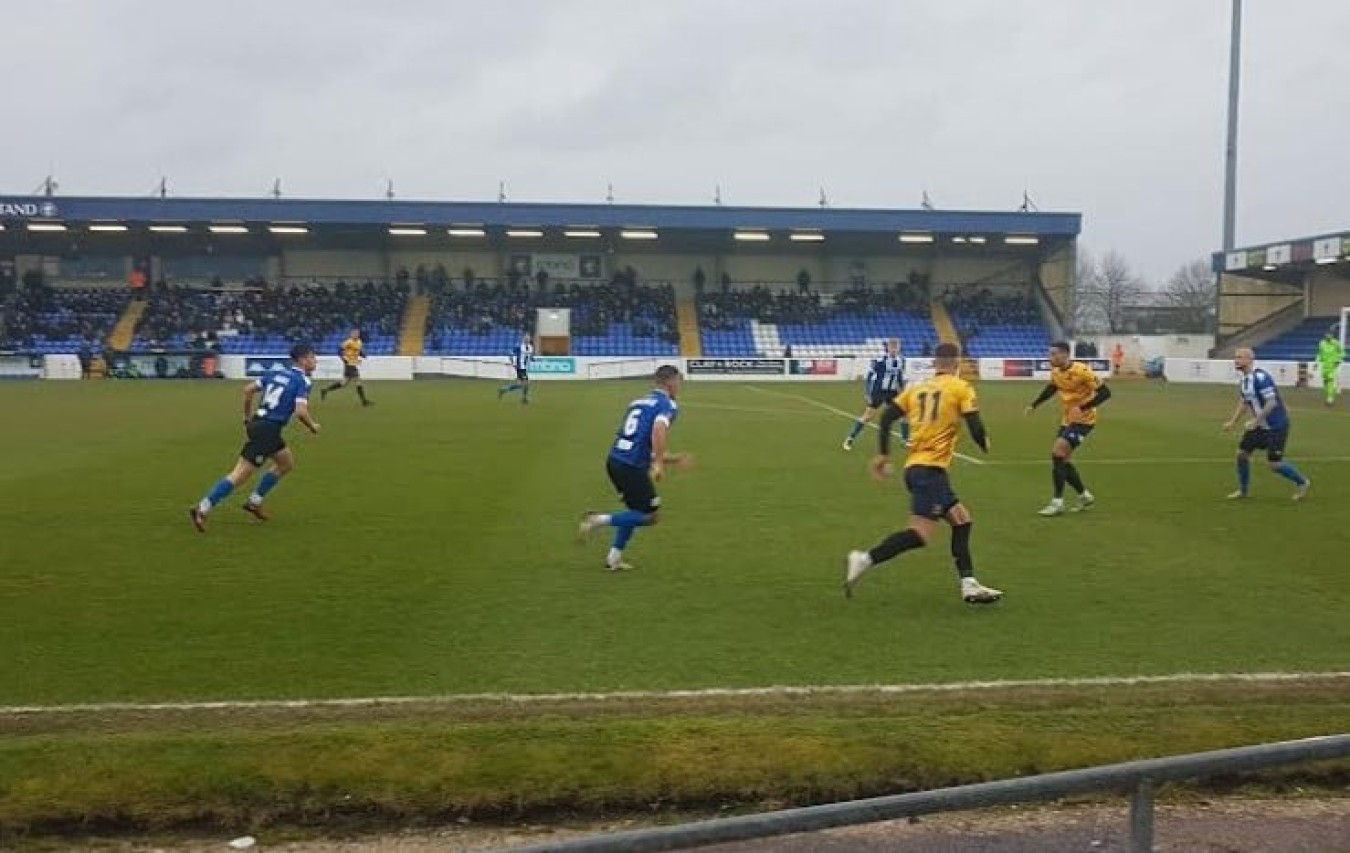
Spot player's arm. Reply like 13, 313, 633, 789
876, 401, 905, 456
1025, 383, 1056, 415
650, 417, 681, 480
1221, 396, 1247, 431
242, 380, 261, 425
962, 412, 990, 453
1079, 382, 1112, 411
294, 398, 321, 435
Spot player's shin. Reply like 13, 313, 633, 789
1063, 461, 1086, 494
1051, 456, 1068, 498
1237, 456, 1251, 493
248, 470, 282, 505
199, 477, 234, 514
950, 522, 975, 579
866, 528, 926, 566
1274, 462, 1308, 485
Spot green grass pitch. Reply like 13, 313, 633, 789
2, 378, 1347, 706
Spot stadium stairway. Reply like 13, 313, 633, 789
397, 295, 430, 356
676, 293, 703, 357
928, 297, 978, 379
106, 298, 148, 351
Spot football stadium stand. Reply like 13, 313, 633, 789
0, 284, 127, 354
130, 280, 407, 355
423, 278, 679, 357
1253, 316, 1344, 362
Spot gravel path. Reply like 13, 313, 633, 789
63, 798, 1348, 852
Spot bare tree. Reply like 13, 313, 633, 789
1161, 259, 1216, 331
1074, 250, 1144, 333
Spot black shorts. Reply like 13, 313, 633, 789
1239, 426, 1289, 461
1057, 423, 1094, 448
867, 389, 895, 409
904, 465, 959, 520
240, 419, 287, 467
515, 368, 530, 381
343, 364, 360, 380
606, 457, 660, 513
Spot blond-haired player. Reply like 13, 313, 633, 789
844, 342, 1002, 604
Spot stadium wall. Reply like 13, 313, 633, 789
1165, 358, 1350, 388
1218, 273, 1302, 337
1305, 268, 1350, 316
281, 249, 387, 281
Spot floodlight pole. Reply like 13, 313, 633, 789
1222, 0, 1242, 252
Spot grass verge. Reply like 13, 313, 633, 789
2, 681, 1346, 840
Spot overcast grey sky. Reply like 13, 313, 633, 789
3, 0, 1346, 282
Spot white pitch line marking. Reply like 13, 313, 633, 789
3, 672, 1346, 716
744, 385, 986, 465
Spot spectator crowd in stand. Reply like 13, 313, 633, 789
941, 285, 1041, 345
425, 267, 677, 348
0, 273, 126, 351
699, 281, 930, 330
132, 278, 408, 350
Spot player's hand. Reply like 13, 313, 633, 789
1220, 420, 1235, 433
1023, 405, 1035, 417
309, 422, 322, 435
650, 463, 665, 482
869, 454, 893, 482
668, 452, 695, 471
1243, 419, 1257, 432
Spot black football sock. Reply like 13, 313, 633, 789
325, 381, 344, 393
1051, 456, 1068, 498
356, 385, 369, 404
950, 522, 975, 579
1063, 462, 1086, 494
867, 528, 926, 565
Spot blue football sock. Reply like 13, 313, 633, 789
613, 525, 636, 550
847, 420, 865, 441
609, 510, 650, 528
1237, 458, 1250, 493
900, 418, 911, 443
203, 477, 233, 510
1274, 462, 1307, 485
251, 471, 281, 502
500, 383, 520, 395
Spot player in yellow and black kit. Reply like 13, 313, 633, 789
844, 342, 1002, 604
1025, 341, 1111, 516
321, 329, 373, 406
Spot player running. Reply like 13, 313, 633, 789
1025, 341, 1112, 516
843, 338, 909, 450
577, 365, 693, 571
189, 343, 321, 531
1222, 348, 1311, 500
498, 334, 535, 404
320, 328, 373, 406
844, 342, 1002, 604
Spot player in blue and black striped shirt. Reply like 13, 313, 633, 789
843, 338, 909, 450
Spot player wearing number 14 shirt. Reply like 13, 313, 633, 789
844, 342, 1002, 604
188, 343, 322, 532
577, 365, 692, 571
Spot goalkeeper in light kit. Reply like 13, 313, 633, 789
1316, 328, 1343, 406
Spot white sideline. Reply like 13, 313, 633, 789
734, 387, 1350, 468
3, 672, 1347, 716
745, 386, 987, 465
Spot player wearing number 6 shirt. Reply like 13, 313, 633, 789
578, 365, 693, 571
188, 343, 322, 532
844, 342, 1002, 604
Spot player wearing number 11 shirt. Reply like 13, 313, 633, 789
577, 365, 692, 571
188, 343, 322, 532
844, 342, 1002, 604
